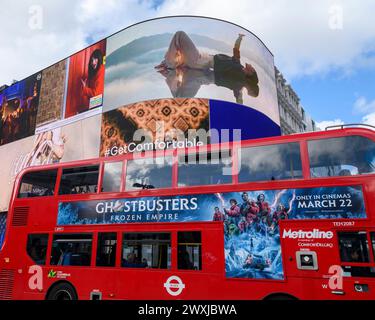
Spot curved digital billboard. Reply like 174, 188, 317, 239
104, 16, 279, 126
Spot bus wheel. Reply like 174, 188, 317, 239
47, 282, 78, 300
264, 293, 298, 301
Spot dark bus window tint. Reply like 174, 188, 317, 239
238, 143, 303, 182
50, 234, 92, 266
18, 170, 57, 198
338, 232, 369, 263
102, 162, 122, 192
125, 157, 173, 191
178, 232, 202, 270
372, 233, 375, 261
27, 234, 48, 265
59, 165, 99, 195
308, 136, 375, 178
178, 151, 232, 187
122, 233, 171, 269
96, 233, 117, 267
0, 213, 7, 250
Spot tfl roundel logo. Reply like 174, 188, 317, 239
164, 276, 185, 296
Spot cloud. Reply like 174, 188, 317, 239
1, 0, 375, 85
362, 112, 375, 126
354, 96, 375, 114
352, 96, 375, 127
316, 119, 344, 130
317, 95, 375, 129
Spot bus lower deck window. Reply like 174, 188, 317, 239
96, 232, 117, 267
51, 234, 93, 266
338, 232, 369, 263
59, 165, 99, 195
18, 170, 58, 198
178, 231, 202, 270
122, 233, 171, 269
338, 232, 375, 277
27, 234, 49, 265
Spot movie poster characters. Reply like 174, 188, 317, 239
104, 16, 279, 126
100, 98, 209, 157
57, 185, 365, 281
65, 40, 106, 119
221, 187, 366, 280
0, 73, 42, 146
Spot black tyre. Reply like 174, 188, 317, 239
47, 282, 78, 300
265, 294, 297, 301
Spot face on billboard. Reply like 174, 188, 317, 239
0, 114, 101, 212
100, 98, 209, 157
65, 40, 106, 119
104, 16, 279, 125
0, 72, 42, 146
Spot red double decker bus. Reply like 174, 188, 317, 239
1, 126, 375, 300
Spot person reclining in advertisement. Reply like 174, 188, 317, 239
155, 31, 259, 104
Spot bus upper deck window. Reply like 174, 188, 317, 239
18, 169, 58, 198
178, 151, 232, 187
125, 157, 173, 191
238, 142, 303, 183
59, 165, 99, 195
308, 136, 375, 178
102, 162, 123, 192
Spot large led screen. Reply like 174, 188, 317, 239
65, 39, 106, 119
100, 98, 209, 157
0, 115, 101, 212
103, 16, 280, 126
0, 72, 42, 146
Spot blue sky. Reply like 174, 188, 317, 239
0, 0, 374, 129
291, 67, 375, 125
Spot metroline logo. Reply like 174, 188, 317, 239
282, 229, 334, 239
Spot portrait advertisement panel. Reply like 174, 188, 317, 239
0, 114, 101, 212
0, 72, 42, 146
104, 16, 280, 127
65, 39, 106, 119
36, 60, 68, 128
100, 98, 210, 157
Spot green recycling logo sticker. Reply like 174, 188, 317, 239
48, 269, 57, 278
